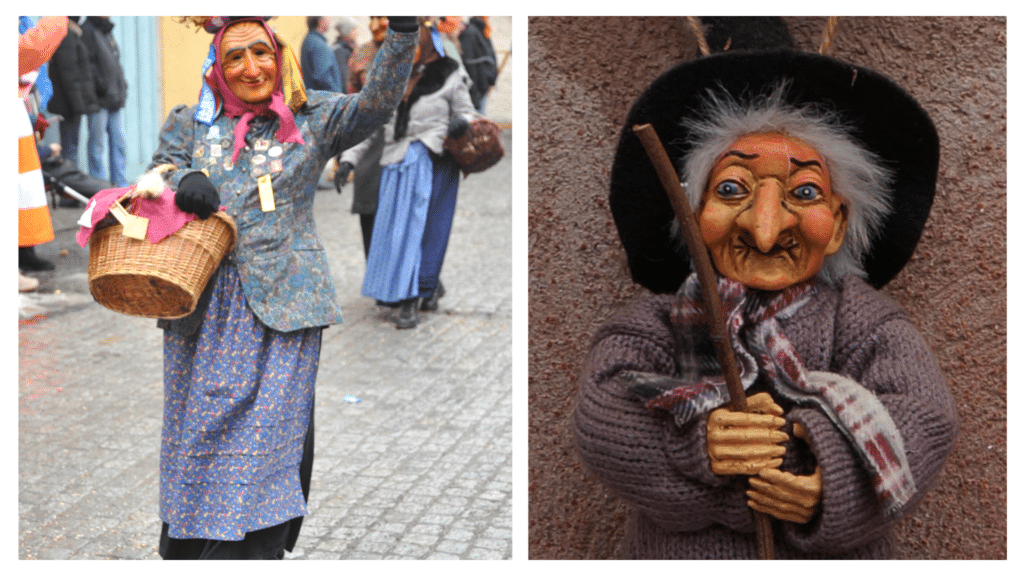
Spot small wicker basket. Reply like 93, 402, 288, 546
88, 208, 237, 319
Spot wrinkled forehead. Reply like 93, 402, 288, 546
721, 132, 826, 165
219, 21, 275, 58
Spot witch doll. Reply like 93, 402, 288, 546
573, 18, 958, 559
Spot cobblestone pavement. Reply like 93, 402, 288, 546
18, 131, 513, 560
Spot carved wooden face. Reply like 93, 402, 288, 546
698, 132, 847, 290
219, 21, 278, 104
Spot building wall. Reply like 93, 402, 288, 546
527, 16, 1006, 560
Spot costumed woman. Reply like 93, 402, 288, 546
147, 15, 417, 559
338, 17, 476, 329
573, 18, 957, 559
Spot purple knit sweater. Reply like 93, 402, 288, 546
574, 276, 957, 559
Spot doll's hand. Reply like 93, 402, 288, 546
707, 392, 788, 476
746, 423, 822, 523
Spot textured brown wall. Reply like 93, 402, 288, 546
527, 16, 1006, 559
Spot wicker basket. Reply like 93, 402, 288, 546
88, 211, 237, 319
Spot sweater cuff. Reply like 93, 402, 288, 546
664, 413, 730, 487
781, 407, 887, 552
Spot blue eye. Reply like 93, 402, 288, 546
715, 181, 746, 198
792, 184, 821, 201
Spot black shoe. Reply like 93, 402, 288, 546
396, 299, 419, 329
18, 247, 56, 271
420, 281, 446, 312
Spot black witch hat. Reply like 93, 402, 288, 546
609, 17, 939, 293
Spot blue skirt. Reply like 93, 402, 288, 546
161, 266, 320, 541
361, 141, 433, 303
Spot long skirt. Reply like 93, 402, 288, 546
158, 408, 314, 560
362, 142, 460, 303
361, 141, 433, 303
160, 265, 321, 546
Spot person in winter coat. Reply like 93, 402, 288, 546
46, 17, 99, 169
81, 16, 129, 186
338, 17, 476, 329
573, 21, 957, 559
300, 16, 343, 93
134, 15, 416, 559
458, 16, 498, 113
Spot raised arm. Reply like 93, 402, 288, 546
323, 20, 417, 155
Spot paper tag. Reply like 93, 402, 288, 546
258, 174, 275, 212
109, 201, 149, 240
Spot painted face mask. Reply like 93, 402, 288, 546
698, 132, 848, 291
219, 21, 279, 104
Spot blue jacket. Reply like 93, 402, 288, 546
152, 29, 416, 333
300, 30, 344, 92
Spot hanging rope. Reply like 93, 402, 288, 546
819, 16, 839, 55
687, 16, 711, 57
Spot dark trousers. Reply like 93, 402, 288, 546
159, 408, 315, 560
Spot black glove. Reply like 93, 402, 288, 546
447, 115, 470, 140
175, 171, 220, 219
387, 16, 418, 33
335, 161, 354, 193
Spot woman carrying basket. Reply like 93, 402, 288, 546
337, 17, 476, 329
145, 16, 417, 559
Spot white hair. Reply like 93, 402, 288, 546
676, 83, 893, 286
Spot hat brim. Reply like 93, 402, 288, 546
610, 49, 939, 292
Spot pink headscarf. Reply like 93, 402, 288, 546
205, 18, 304, 162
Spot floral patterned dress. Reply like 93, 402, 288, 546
153, 29, 416, 541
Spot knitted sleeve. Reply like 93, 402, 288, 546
573, 296, 758, 534
780, 278, 958, 553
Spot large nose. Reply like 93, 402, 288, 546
242, 51, 259, 77
736, 179, 797, 252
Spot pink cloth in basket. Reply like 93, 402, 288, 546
76, 186, 214, 247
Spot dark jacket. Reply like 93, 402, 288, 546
46, 18, 99, 117
80, 17, 128, 110
458, 17, 498, 110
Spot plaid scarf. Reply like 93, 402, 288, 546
627, 273, 916, 517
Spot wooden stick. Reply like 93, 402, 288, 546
632, 123, 776, 560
